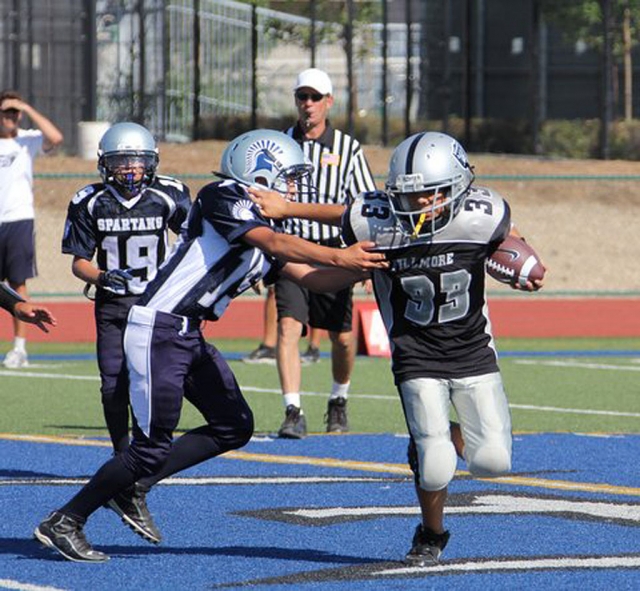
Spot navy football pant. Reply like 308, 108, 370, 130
95, 294, 138, 453
60, 306, 254, 521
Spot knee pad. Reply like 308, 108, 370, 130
409, 434, 458, 491
467, 442, 511, 477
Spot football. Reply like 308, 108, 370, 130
486, 234, 545, 287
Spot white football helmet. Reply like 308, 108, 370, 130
98, 122, 159, 196
386, 132, 474, 238
220, 129, 315, 197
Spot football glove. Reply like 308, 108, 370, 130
98, 269, 133, 292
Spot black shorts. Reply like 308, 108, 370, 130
0, 219, 37, 284
275, 276, 353, 334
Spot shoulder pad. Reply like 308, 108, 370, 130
71, 183, 104, 205
437, 185, 510, 243
345, 190, 408, 250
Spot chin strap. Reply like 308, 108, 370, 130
412, 213, 428, 239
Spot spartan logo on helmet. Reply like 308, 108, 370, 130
244, 139, 285, 181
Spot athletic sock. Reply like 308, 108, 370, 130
283, 392, 302, 410
330, 381, 350, 400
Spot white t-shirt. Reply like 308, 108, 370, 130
0, 129, 44, 222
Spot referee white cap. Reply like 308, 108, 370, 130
294, 68, 333, 96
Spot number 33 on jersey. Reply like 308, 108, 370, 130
342, 187, 511, 381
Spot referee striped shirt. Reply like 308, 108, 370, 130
284, 121, 376, 243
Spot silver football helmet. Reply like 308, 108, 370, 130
219, 129, 314, 197
97, 122, 159, 196
386, 131, 474, 238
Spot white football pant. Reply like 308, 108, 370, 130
400, 372, 512, 491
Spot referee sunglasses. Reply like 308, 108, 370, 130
295, 90, 326, 102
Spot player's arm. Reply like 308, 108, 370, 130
280, 261, 368, 293
0, 284, 57, 332
247, 186, 345, 226
13, 302, 58, 333
242, 226, 387, 272
3, 97, 64, 151
71, 256, 132, 291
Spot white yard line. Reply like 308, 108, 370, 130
2, 362, 639, 419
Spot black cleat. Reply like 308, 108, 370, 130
405, 524, 450, 566
107, 483, 162, 544
325, 397, 349, 433
300, 345, 320, 365
34, 511, 108, 563
242, 343, 276, 365
277, 405, 307, 439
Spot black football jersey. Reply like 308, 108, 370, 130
137, 179, 283, 321
342, 187, 511, 382
61, 175, 191, 296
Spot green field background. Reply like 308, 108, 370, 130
1, 337, 638, 438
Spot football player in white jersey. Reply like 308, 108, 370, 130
248, 130, 544, 566
34, 129, 388, 563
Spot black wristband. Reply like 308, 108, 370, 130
0, 283, 26, 314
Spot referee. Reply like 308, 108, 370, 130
276, 67, 377, 438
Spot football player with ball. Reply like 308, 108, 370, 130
249, 130, 545, 566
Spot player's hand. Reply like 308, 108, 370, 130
247, 186, 290, 219
99, 269, 133, 292
338, 241, 388, 272
13, 302, 57, 333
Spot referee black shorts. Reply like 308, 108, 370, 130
275, 276, 353, 334
275, 237, 354, 334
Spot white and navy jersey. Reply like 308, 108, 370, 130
342, 186, 511, 382
61, 175, 191, 296
136, 180, 283, 321
283, 122, 376, 243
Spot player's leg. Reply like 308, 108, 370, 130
95, 296, 137, 453
400, 377, 456, 565
275, 277, 308, 438
35, 309, 194, 561
106, 308, 201, 545
243, 285, 277, 364
140, 340, 254, 488
451, 371, 512, 477
310, 287, 354, 432
3, 220, 36, 368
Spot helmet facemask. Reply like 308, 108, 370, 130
269, 163, 316, 201
386, 132, 475, 239
388, 177, 464, 239
100, 151, 159, 197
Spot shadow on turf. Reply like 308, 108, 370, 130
0, 469, 72, 479
23, 537, 383, 565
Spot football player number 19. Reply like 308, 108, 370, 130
400, 270, 471, 326
101, 234, 159, 290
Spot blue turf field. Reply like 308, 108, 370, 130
1, 432, 639, 590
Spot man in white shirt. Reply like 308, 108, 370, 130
0, 90, 63, 367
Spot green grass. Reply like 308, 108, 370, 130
1, 337, 638, 438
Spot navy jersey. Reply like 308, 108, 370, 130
137, 180, 283, 321
342, 186, 511, 382
61, 175, 191, 295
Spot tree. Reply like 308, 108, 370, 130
541, 0, 640, 120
